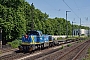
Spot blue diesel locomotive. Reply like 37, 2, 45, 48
18, 30, 55, 52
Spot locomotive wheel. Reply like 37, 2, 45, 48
29, 47, 33, 52
18, 46, 23, 52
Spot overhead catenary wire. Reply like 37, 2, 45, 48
44, 1, 62, 17
44, 1, 59, 11
63, 0, 80, 19
73, 0, 84, 18
73, 0, 89, 28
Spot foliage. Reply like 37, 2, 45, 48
81, 34, 85, 36
60, 45, 64, 49
67, 44, 72, 47
0, 51, 2, 54
0, 0, 26, 42
0, 0, 89, 44
57, 37, 63, 40
83, 48, 90, 60
7, 40, 22, 48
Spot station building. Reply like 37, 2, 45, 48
73, 29, 90, 36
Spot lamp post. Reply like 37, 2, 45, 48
0, 27, 2, 48
88, 27, 89, 37
72, 21, 76, 37
58, 9, 60, 18
66, 11, 71, 38
79, 18, 81, 37
31, 3, 34, 31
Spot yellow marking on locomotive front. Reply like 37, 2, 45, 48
22, 42, 41, 45
30, 42, 41, 44
31, 36, 35, 44
21, 42, 30, 45
49, 40, 53, 42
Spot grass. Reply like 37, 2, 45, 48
83, 48, 90, 60
7, 39, 22, 48
67, 44, 72, 47
0, 51, 2, 54
60, 45, 64, 49
57, 37, 64, 40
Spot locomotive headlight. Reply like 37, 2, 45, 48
25, 35, 28, 38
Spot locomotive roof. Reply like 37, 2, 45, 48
27, 30, 42, 36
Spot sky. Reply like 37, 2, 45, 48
26, 0, 90, 27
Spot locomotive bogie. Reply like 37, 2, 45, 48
44, 42, 49, 47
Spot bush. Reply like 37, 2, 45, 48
7, 40, 22, 48
60, 45, 64, 49
67, 44, 72, 47
57, 37, 63, 40
84, 48, 90, 60
81, 34, 85, 36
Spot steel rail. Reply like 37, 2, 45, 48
54, 40, 88, 60
72, 41, 89, 60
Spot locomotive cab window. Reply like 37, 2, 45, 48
28, 31, 39, 36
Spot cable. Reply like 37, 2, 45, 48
63, 0, 80, 19
73, 0, 84, 18
44, 1, 59, 11
44, 1, 62, 17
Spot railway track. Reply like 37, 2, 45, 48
0, 38, 86, 60
55, 40, 90, 60
0, 37, 82, 54
0, 42, 76, 60
72, 44, 88, 60
16, 42, 76, 60
72, 40, 90, 60
35, 40, 90, 60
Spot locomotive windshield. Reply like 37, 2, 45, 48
27, 31, 39, 36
